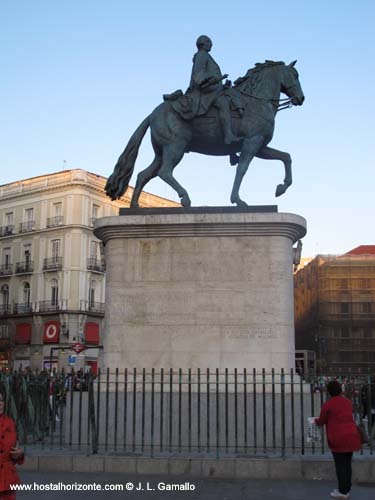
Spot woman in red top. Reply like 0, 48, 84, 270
315, 380, 361, 499
0, 389, 24, 500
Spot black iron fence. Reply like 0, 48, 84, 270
1, 369, 374, 457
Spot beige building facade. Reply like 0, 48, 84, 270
0, 169, 178, 372
294, 246, 375, 373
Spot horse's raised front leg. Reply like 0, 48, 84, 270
130, 154, 162, 208
256, 145, 292, 197
230, 136, 264, 207
158, 144, 191, 207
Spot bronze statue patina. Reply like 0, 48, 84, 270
105, 36, 305, 208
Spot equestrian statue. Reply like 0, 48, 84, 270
105, 35, 305, 208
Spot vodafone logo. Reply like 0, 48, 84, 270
43, 321, 60, 343
45, 324, 57, 339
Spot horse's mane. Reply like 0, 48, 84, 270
234, 60, 285, 91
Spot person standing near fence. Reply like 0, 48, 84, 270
361, 381, 375, 428
0, 388, 24, 500
315, 380, 361, 499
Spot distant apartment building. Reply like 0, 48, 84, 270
0, 169, 178, 372
294, 246, 375, 373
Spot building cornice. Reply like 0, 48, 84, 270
0, 169, 177, 207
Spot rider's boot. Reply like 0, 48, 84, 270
222, 119, 241, 144
217, 96, 242, 144
223, 129, 241, 144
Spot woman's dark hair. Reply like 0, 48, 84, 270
327, 380, 342, 397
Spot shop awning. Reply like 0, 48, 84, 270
85, 322, 99, 345
15, 323, 32, 344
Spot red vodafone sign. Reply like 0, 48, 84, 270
70, 342, 86, 354
43, 321, 60, 343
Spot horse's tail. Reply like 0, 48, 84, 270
105, 115, 151, 200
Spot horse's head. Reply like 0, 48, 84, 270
235, 60, 305, 107
280, 61, 305, 106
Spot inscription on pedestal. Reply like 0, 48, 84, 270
227, 327, 281, 341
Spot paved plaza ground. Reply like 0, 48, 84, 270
16, 471, 374, 499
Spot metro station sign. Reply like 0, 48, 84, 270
70, 342, 86, 354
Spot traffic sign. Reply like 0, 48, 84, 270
68, 355, 76, 365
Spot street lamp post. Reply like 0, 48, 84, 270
49, 346, 67, 372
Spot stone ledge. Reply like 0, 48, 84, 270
38, 455, 73, 472
119, 206, 278, 216
94, 212, 306, 243
21, 456, 375, 481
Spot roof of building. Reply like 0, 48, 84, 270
0, 168, 179, 207
345, 245, 375, 255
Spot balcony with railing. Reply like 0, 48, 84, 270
0, 225, 15, 237
0, 325, 10, 347
0, 326, 10, 340
19, 220, 35, 233
0, 304, 11, 316
47, 215, 64, 228
87, 258, 106, 273
80, 300, 105, 315
38, 300, 61, 313
15, 261, 34, 275
0, 263, 13, 276
13, 302, 33, 315
43, 257, 63, 271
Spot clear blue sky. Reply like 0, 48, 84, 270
1, 0, 374, 257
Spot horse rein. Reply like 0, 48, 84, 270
277, 101, 293, 111
237, 88, 293, 112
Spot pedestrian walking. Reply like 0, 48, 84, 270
315, 380, 361, 499
0, 388, 24, 500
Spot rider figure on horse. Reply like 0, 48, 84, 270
187, 35, 242, 144
105, 39, 305, 207
164, 35, 243, 144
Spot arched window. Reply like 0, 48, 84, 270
51, 279, 59, 306
23, 282, 30, 304
1, 284, 9, 306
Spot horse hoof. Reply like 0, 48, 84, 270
235, 200, 248, 208
275, 184, 286, 197
180, 194, 191, 207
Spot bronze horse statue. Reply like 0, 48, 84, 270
105, 61, 305, 207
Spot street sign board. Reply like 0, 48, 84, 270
68, 355, 76, 365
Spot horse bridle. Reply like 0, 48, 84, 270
237, 88, 293, 112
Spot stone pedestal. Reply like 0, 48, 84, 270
94, 208, 306, 372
